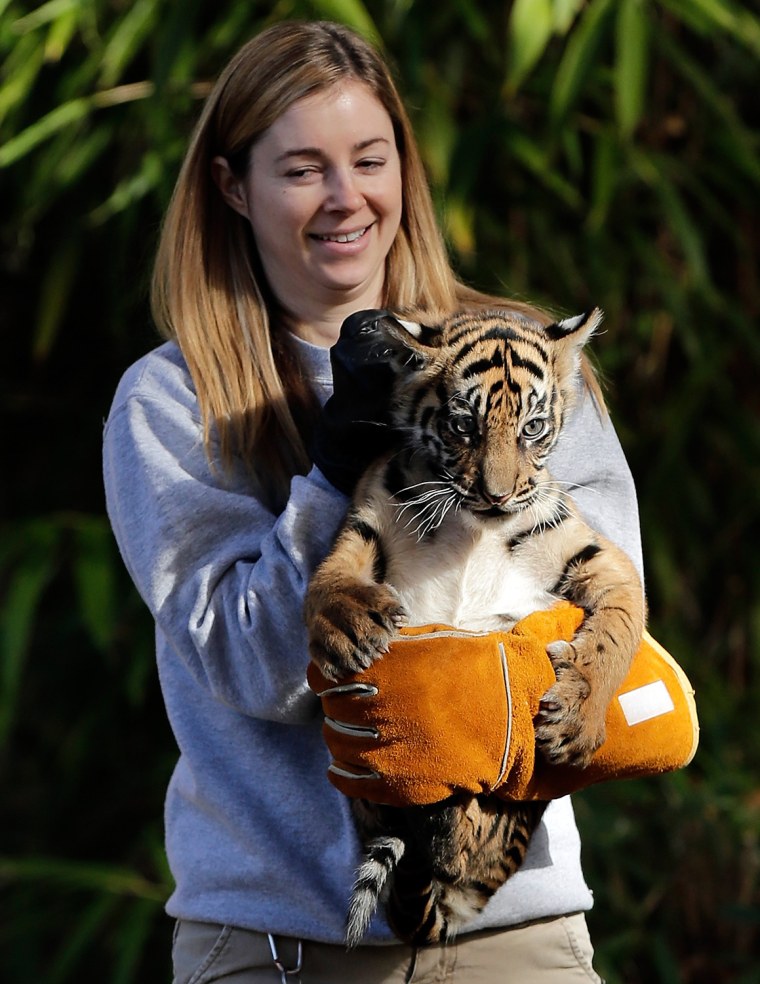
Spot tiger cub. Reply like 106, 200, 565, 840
306, 307, 645, 947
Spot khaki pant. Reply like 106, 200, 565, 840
172, 914, 603, 983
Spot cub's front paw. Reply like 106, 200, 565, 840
534, 641, 605, 768
306, 582, 407, 680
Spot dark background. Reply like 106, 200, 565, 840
2, 1, 758, 981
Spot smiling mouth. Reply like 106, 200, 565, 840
311, 226, 369, 243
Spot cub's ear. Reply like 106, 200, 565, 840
545, 307, 604, 347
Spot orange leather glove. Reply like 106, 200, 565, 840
306, 603, 699, 807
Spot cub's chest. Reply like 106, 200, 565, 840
380, 516, 557, 629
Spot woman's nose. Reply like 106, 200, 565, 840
325, 169, 364, 212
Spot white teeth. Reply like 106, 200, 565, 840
315, 228, 366, 243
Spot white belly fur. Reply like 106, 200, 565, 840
383, 513, 556, 631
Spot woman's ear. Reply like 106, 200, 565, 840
211, 156, 249, 218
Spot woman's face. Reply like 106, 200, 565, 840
228, 82, 403, 336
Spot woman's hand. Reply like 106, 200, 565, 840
307, 605, 584, 805
310, 309, 398, 494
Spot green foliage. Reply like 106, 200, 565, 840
2, 0, 758, 980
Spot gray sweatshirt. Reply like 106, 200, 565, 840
102, 334, 643, 944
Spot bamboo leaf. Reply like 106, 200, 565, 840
549, 0, 617, 126
99, 0, 159, 88
451, 0, 491, 42
88, 149, 164, 224
660, 0, 760, 58
32, 236, 81, 361
505, 0, 554, 92
0, 95, 91, 166
0, 32, 44, 126
111, 899, 159, 984
552, 0, 586, 34
560, 127, 583, 179
45, 895, 119, 984
630, 150, 711, 293
71, 517, 117, 654
444, 196, 476, 262
0, 524, 59, 745
656, 28, 760, 188
150, 0, 203, 90
657, 183, 709, 287
0, 856, 168, 901
587, 130, 618, 231
51, 123, 112, 187
306, 0, 380, 42
507, 131, 584, 210
615, 0, 649, 138
43, 4, 77, 61
416, 89, 456, 188
11, 0, 81, 35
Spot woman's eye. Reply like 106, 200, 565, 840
522, 418, 548, 440
286, 165, 319, 179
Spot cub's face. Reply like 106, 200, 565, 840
394, 338, 561, 515
383, 308, 601, 515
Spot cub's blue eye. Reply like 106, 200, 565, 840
450, 416, 476, 437
522, 418, 549, 440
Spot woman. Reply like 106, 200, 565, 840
104, 20, 642, 983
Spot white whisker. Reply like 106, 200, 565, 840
397, 485, 463, 541
400, 494, 446, 532
415, 496, 450, 540
397, 479, 452, 494
437, 494, 458, 526
395, 488, 450, 522
540, 479, 601, 497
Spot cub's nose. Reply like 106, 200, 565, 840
479, 484, 512, 507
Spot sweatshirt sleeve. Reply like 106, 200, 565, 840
547, 388, 644, 583
102, 352, 348, 724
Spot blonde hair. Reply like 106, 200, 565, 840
152, 20, 600, 510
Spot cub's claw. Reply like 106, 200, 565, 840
307, 582, 407, 680
534, 640, 604, 768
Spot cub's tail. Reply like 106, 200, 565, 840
345, 835, 405, 948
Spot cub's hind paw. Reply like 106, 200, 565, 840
534, 642, 604, 768
307, 582, 407, 680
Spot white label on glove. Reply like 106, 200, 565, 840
618, 680, 675, 726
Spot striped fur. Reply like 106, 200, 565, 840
306, 308, 645, 946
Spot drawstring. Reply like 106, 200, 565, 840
267, 934, 303, 984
